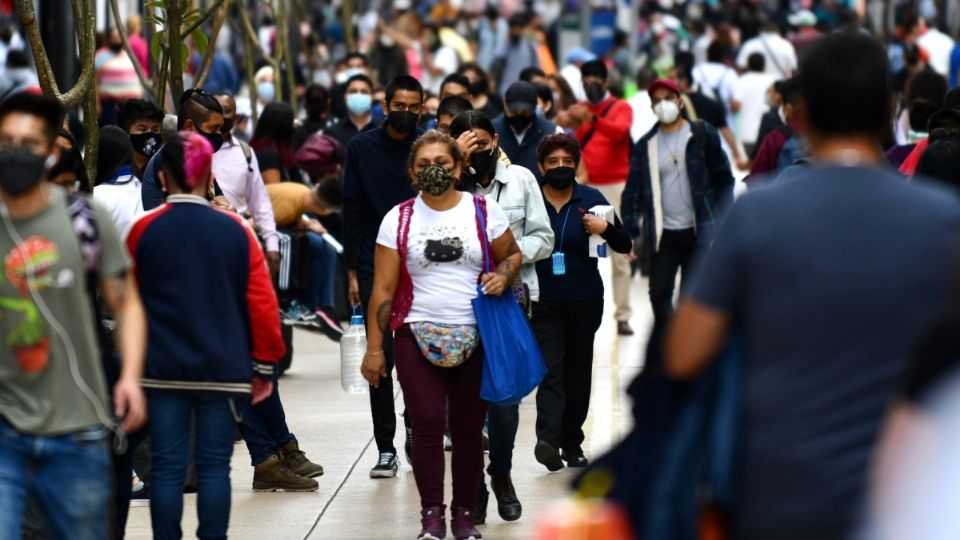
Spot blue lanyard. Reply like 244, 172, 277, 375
553, 204, 573, 253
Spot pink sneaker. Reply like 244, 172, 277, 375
418, 505, 446, 540
451, 506, 482, 540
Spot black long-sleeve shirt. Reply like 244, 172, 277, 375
342, 126, 422, 276
535, 183, 632, 302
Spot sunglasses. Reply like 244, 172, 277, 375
181, 87, 219, 110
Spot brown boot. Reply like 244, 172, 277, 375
279, 439, 324, 478
252, 455, 318, 492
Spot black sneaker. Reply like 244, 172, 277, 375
404, 426, 414, 465
474, 481, 489, 525
313, 307, 344, 342
534, 440, 564, 472
561, 448, 589, 468
370, 451, 399, 478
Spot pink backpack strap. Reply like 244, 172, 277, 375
391, 198, 416, 331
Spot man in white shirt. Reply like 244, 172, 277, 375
736, 22, 798, 80
735, 53, 777, 152
559, 47, 595, 103
917, 18, 954, 76
212, 94, 280, 275
694, 41, 741, 130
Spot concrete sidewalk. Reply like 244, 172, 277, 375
125, 267, 651, 539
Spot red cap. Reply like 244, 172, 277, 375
647, 78, 680, 98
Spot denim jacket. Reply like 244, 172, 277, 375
473, 160, 555, 301
622, 121, 735, 253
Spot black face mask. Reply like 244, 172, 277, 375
129, 132, 161, 157
468, 80, 488, 96
109, 43, 123, 53
585, 82, 606, 104
543, 166, 576, 190
0, 148, 48, 197
198, 129, 224, 152
506, 113, 535, 133
47, 147, 83, 181
388, 110, 419, 134
220, 118, 236, 135
470, 147, 498, 182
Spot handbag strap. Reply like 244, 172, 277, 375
473, 194, 494, 277
580, 99, 618, 150
391, 198, 417, 331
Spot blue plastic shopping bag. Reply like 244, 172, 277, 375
471, 197, 546, 405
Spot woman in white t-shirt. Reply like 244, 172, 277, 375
362, 130, 521, 540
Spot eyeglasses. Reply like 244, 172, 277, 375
181, 87, 219, 110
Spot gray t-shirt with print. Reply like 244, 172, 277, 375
658, 122, 696, 230
0, 187, 129, 435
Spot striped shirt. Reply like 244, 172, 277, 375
95, 49, 143, 100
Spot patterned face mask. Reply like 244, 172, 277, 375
414, 164, 455, 196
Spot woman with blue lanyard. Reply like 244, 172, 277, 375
531, 133, 632, 472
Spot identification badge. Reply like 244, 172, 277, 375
552, 252, 566, 276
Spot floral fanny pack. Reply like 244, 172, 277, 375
409, 322, 480, 368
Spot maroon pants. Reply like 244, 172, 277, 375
394, 325, 488, 510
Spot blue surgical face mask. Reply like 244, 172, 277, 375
346, 93, 373, 116
257, 82, 275, 103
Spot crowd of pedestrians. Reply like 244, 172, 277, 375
5, 1, 960, 539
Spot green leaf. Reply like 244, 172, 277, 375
192, 28, 209, 54
181, 42, 190, 64
151, 30, 164, 62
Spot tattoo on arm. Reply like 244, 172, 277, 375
100, 274, 128, 313
376, 300, 393, 333
495, 259, 515, 281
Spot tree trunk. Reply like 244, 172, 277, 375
167, 0, 185, 110
343, 0, 355, 53
229, 9, 259, 127
277, 0, 297, 114
195, 3, 228, 88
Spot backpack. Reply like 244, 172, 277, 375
238, 139, 254, 173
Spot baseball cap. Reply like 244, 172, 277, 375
566, 46, 597, 64
647, 78, 681, 98
504, 81, 538, 114
788, 10, 817, 27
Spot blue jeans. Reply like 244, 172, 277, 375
306, 230, 336, 310
0, 419, 110, 540
238, 371, 295, 466
148, 391, 237, 540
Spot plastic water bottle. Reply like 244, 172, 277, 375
340, 309, 369, 394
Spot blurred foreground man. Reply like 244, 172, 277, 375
666, 32, 960, 539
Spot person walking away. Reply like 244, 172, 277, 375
621, 78, 734, 326
361, 130, 523, 540
93, 126, 143, 234
95, 29, 144, 126
493, 82, 562, 184
693, 41, 741, 134
343, 75, 425, 478
450, 111, 554, 524
665, 32, 960, 540
0, 92, 146, 538
125, 132, 285, 539
326, 74, 382, 149
736, 54, 777, 158
736, 20, 798, 80
558, 60, 635, 335
117, 99, 163, 181
251, 103, 299, 185
532, 133, 632, 471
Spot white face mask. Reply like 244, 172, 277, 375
653, 100, 681, 124
778, 106, 787, 124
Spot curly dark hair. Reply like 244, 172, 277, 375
408, 130, 463, 171
537, 133, 581, 167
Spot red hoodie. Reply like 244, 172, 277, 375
575, 96, 634, 185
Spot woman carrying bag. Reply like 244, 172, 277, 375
532, 134, 633, 472
361, 130, 522, 540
